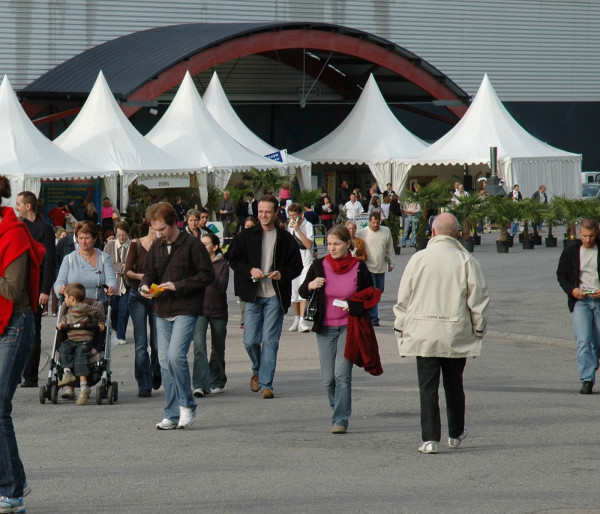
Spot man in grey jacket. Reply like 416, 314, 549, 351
393, 213, 489, 454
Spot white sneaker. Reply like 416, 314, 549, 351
418, 441, 439, 454
156, 418, 178, 430
288, 319, 300, 332
298, 320, 311, 333
118, 339, 127, 345
210, 387, 224, 394
193, 388, 205, 398
448, 428, 468, 449
178, 406, 196, 429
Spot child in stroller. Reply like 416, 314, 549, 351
56, 283, 105, 406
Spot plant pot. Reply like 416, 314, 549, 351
507, 234, 514, 247
461, 239, 475, 253
522, 239, 535, 250
394, 245, 401, 255
563, 238, 579, 248
545, 236, 557, 248
471, 235, 481, 245
518, 233, 524, 243
496, 240, 510, 253
415, 239, 429, 252
533, 235, 542, 245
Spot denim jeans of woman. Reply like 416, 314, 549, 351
0, 311, 34, 498
192, 315, 228, 392
316, 326, 353, 428
128, 289, 159, 393
156, 315, 197, 422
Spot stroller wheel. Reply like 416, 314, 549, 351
107, 385, 114, 405
50, 384, 58, 404
39, 385, 46, 404
95, 384, 103, 405
113, 381, 118, 403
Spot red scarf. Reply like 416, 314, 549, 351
324, 253, 359, 274
0, 207, 46, 333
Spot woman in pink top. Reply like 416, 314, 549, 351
278, 182, 292, 201
299, 225, 372, 434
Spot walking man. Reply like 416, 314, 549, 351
15, 191, 55, 387
557, 217, 600, 394
344, 192, 364, 220
218, 190, 236, 238
394, 213, 489, 454
140, 202, 214, 429
357, 211, 394, 326
229, 195, 303, 398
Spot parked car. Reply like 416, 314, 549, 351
581, 171, 600, 183
582, 183, 600, 199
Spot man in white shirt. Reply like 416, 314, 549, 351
286, 203, 314, 333
344, 192, 364, 220
357, 211, 394, 326
557, 218, 600, 394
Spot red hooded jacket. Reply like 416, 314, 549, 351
0, 206, 46, 334
345, 286, 384, 376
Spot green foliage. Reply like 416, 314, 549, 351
386, 212, 401, 246
403, 180, 453, 245
291, 187, 322, 207
205, 184, 222, 219
485, 195, 520, 241
241, 167, 286, 196
518, 198, 545, 241
450, 193, 485, 241
551, 196, 600, 239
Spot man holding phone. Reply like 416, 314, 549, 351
557, 218, 600, 394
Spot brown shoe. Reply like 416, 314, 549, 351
250, 374, 259, 392
58, 373, 77, 388
332, 425, 347, 434
76, 387, 91, 406
261, 389, 274, 399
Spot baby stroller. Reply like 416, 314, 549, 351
39, 299, 118, 405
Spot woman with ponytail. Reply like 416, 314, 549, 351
299, 225, 372, 435
0, 176, 46, 513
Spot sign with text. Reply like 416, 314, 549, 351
40, 179, 100, 222
137, 175, 190, 189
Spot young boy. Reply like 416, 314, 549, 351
57, 283, 105, 406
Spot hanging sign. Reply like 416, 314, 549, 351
137, 175, 190, 189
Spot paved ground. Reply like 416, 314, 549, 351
13, 227, 600, 513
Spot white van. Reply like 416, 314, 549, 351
581, 171, 600, 183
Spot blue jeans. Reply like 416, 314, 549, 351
193, 315, 228, 391
243, 296, 284, 391
110, 291, 130, 341
510, 221, 519, 236
316, 326, 353, 428
0, 311, 34, 498
369, 272, 385, 323
129, 290, 159, 393
402, 215, 419, 246
156, 315, 197, 422
572, 298, 600, 382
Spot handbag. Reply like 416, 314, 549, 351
304, 288, 318, 322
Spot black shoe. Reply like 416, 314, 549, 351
138, 390, 151, 398
371, 320, 380, 327
580, 381, 593, 394
152, 376, 162, 390
21, 380, 38, 388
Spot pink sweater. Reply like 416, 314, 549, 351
322, 259, 359, 327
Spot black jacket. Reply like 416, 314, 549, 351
299, 258, 373, 332
228, 223, 303, 313
556, 241, 600, 312
23, 216, 55, 295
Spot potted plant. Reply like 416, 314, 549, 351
242, 167, 286, 196
518, 198, 544, 250
385, 212, 402, 254
539, 202, 559, 247
403, 180, 453, 251
450, 193, 485, 253
486, 195, 520, 253
551, 197, 597, 248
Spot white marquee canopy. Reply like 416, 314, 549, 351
394, 74, 582, 197
0, 75, 114, 203
293, 73, 428, 188
202, 71, 311, 190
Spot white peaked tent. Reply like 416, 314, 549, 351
203, 71, 311, 190
395, 74, 582, 197
54, 71, 193, 209
0, 75, 114, 203
293, 73, 428, 188
146, 71, 283, 197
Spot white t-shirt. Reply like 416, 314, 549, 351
287, 218, 314, 269
258, 229, 277, 298
580, 245, 600, 291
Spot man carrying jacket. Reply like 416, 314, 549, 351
557, 217, 600, 394
229, 195, 303, 398
394, 213, 489, 454
140, 202, 214, 430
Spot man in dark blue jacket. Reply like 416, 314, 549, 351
228, 195, 303, 398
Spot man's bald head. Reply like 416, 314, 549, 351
432, 213, 459, 237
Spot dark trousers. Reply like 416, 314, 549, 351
22, 306, 42, 384
416, 356, 467, 442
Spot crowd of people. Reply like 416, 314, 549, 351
2, 174, 581, 512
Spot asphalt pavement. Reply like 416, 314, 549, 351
13, 227, 600, 513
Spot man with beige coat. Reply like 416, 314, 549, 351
393, 213, 489, 454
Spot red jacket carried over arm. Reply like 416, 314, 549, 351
345, 286, 383, 376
